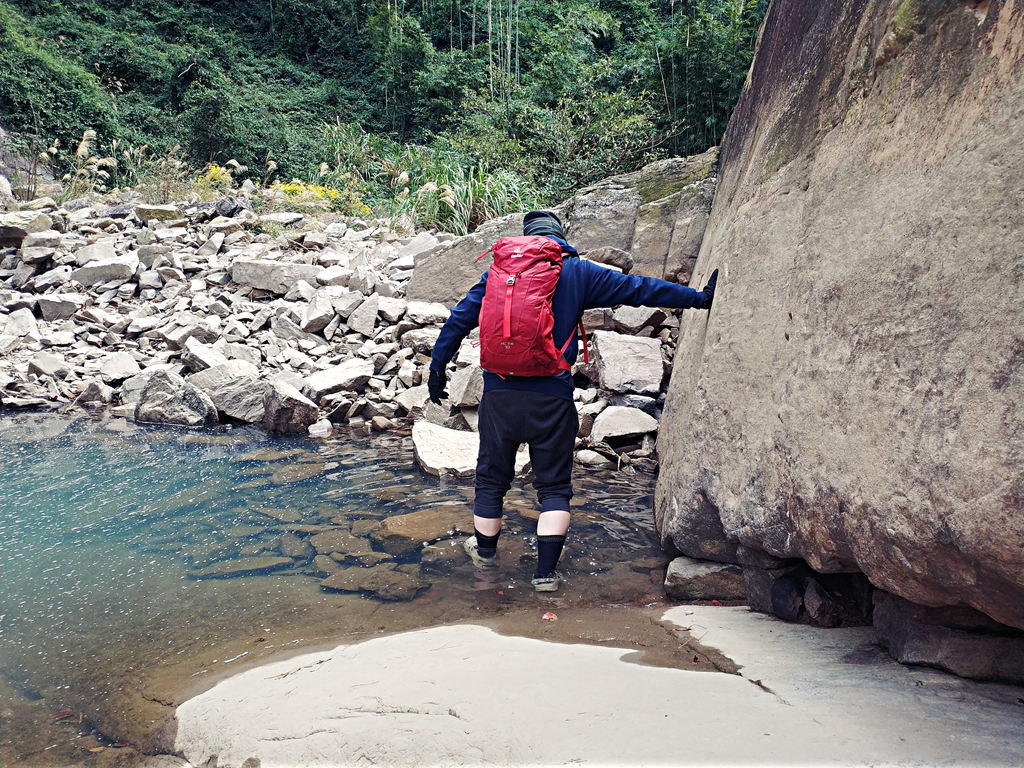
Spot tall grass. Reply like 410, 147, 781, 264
322, 120, 539, 235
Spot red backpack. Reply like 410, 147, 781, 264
475, 235, 587, 377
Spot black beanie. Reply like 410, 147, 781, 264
523, 210, 565, 240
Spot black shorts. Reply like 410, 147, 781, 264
473, 389, 579, 518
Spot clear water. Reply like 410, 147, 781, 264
0, 411, 665, 764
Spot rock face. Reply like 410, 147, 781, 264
656, 0, 1024, 646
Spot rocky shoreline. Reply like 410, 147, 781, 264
1, 194, 687, 481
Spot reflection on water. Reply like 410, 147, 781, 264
1, 411, 666, 765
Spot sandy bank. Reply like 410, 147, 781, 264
170, 606, 1024, 767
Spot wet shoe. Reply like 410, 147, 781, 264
463, 536, 498, 568
531, 573, 561, 592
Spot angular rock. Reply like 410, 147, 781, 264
135, 370, 218, 427
195, 372, 267, 423
182, 336, 231, 372
1, 307, 38, 337
73, 240, 117, 266
448, 364, 484, 408
196, 230, 225, 258
75, 378, 115, 404
590, 330, 663, 394
347, 294, 379, 336
28, 350, 70, 380
99, 351, 142, 384
69, 254, 139, 287
0, 211, 53, 247
300, 292, 335, 333
230, 259, 323, 294
412, 421, 480, 477
398, 327, 441, 355
303, 358, 374, 401
590, 406, 658, 444
663, 556, 746, 601
260, 212, 304, 226
262, 380, 318, 434
873, 592, 1024, 684
405, 212, 520, 304
37, 293, 87, 321
136, 204, 181, 221
406, 300, 450, 325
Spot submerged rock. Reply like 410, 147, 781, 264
319, 564, 430, 601
189, 556, 294, 579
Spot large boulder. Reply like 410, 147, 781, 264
135, 370, 218, 427
262, 380, 319, 434
564, 149, 717, 282
405, 212, 520, 304
655, 0, 1024, 644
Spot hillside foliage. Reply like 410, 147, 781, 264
0, 0, 765, 219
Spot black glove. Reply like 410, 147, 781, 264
698, 269, 719, 310
427, 367, 448, 405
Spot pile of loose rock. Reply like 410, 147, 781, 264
0, 193, 688, 475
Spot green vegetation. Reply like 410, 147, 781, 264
0, 0, 766, 228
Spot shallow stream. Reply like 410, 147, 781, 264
0, 410, 673, 765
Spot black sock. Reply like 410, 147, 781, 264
474, 528, 499, 558
535, 534, 566, 578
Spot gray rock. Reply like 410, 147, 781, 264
196, 230, 225, 258
263, 380, 318, 434
73, 240, 117, 265
406, 300, 450, 325
664, 556, 746, 601
395, 384, 429, 415
590, 406, 658, 444
188, 371, 266, 423
303, 358, 374, 401
412, 421, 480, 477
0, 211, 53, 247
259, 211, 304, 226
377, 296, 407, 323
1, 307, 38, 337
181, 336, 230, 372
30, 264, 74, 290
405, 212, 519, 304
612, 305, 666, 334
448, 364, 484, 408
37, 293, 87, 321
69, 253, 139, 287
398, 327, 441, 355
873, 592, 1024, 684
99, 351, 142, 384
347, 294, 379, 336
135, 370, 218, 427
75, 377, 115, 404
28, 350, 71, 380
22, 228, 62, 249
590, 330, 663, 394
655, 0, 1024, 632
230, 258, 323, 294
584, 246, 634, 273
300, 291, 335, 333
